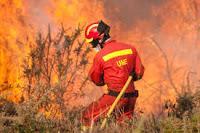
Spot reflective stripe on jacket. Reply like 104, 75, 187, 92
89, 40, 145, 92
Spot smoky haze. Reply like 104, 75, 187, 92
102, 0, 200, 113
103, 0, 165, 28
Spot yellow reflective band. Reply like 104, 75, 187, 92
85, 38, 93, 43
103, 49, 133, 61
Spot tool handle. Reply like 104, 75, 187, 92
100, 76, 133, 129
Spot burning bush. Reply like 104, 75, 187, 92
0, 25, 92, 131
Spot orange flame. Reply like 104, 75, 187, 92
0, 0, 34, 102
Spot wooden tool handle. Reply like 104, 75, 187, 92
100, 76, 133, 129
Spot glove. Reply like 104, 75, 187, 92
130, 71, 142, 81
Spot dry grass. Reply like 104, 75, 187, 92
0, 93, 200, 133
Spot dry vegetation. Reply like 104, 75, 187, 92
0, 26, 200, 133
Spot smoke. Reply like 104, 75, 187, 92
25, 0, 166, 31
24, 0, 54, 30
102, 0, 200, 74
101, 0, 200, 113
103, 0, 165, 29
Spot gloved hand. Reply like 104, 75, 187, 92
130, 71, 142, 81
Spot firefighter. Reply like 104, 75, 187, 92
81, 20, 145, 128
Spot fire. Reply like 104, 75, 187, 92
105, 0, 200, 113
0, 0, 34, 102
47, 0, 105, 29
0, 0, 199, 114
0, 0, 105, 102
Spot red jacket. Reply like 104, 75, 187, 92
89, 40, 144, 93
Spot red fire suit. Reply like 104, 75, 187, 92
82, 40, 144, 126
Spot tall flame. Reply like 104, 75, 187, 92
0, 0, 34, 102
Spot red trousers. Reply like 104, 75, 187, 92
81, 94, 137, 126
